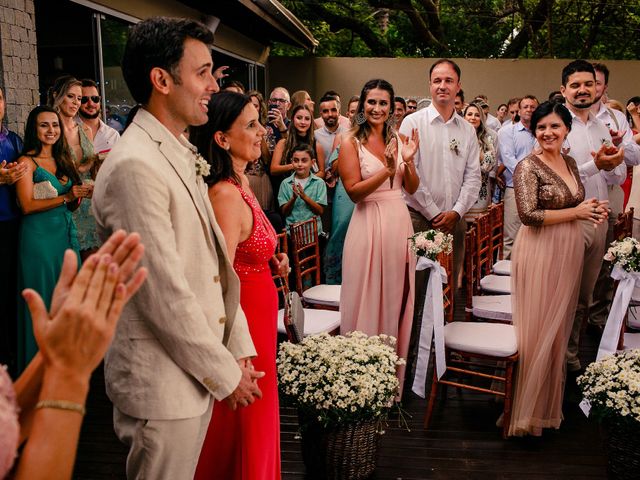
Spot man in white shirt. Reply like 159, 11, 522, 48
400, 59, 481, 356
560, 60, 626, 373
78, 79, 120, 154
496, 95, 538, 258
589, 62, 640, 330
314, 94, 345, 159
314, 90, 350, 131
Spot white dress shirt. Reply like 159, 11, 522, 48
399, 104, 481, 220
566, 110, 626, 201
485, 113, 502, 132
78, 118, 121, 154
594, 103, 640, 166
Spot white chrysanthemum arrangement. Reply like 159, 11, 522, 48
578, 349, 640, 424
277, 332, 403, 427
604, 237, 640, 272
408, 229, 453, 261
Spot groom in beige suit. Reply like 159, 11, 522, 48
92, 17, 262, 479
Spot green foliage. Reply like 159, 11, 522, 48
274, 0, 640, 59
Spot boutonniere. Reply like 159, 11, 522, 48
194, 152, 211, 178
449, 138, 460, 156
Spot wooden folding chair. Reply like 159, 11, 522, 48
613, 208, 634, 241
426, 227, 519, 438
274, 272, 340, 339
436, 248, 454, 324
290, 218, 340, 309
465, 227, 512, 323
477, 212, 510, 294
489, 202, 510, 276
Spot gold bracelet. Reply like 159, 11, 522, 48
36, 399, 86, 416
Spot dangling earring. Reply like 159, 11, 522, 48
355, 111, 366, 125
561, 137, 571, 155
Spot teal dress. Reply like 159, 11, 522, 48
323, 146, 355, 284
17, 161, 80, 373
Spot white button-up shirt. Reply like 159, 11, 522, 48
399, 104, 481, 220
78, 118, 121, 154
567, 110, 626, 200
594, 102, 640, 166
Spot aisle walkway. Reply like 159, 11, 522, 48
74, 292, 607, 479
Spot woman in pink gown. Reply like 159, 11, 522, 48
192, 92, 289, 479
338, 79, 420, 395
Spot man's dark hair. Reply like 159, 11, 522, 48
122, 17, 214, 104
455, 89, 465, 103
395, 96, 406, 108
592, 62, 610, 85
319, 94, 338, 105
429, 58, 461, 81
322, 90, 340, 100
561, 59, 595, 86
80, 78, 98, 89
223, 80, 246, 93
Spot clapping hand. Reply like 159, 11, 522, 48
592, 143, 624, 171
0, 160, 28, 185
384, 137, 398, 188
400, 128, 419, 163
609, 129, 627, 147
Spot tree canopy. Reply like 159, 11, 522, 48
273, 0, 640, 59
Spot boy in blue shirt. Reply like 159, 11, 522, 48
278, 143, 327, 233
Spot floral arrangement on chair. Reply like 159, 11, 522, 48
277, 331, 402, 427
408, 229, 453, 261
577, 349, 640, 425
604, 237, 640, 272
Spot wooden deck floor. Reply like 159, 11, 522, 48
74, 295, 607, 479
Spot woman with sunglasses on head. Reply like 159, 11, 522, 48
49, 76, 98, 260
14, 105, 88, 373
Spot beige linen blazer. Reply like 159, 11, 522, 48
92, 109, 256, 420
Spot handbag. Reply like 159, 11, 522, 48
32, 180, 58, 200
278, 276, 304, 343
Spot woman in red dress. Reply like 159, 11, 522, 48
191, 92, 288, 479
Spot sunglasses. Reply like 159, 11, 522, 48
81, 95, 101, 104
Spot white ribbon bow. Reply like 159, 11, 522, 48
581, 266, 640, 417
596, 266, 640, 362
411, 257, 448, 398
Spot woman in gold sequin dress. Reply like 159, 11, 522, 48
508, 101, 608, 436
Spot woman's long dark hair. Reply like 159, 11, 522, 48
281, 104, 315, 165
190, 91, 251, 186
351, 79, 395, 145
22, 105, 80, 184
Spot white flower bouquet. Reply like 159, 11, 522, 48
577, 349, 640, 425
604, 237, 640, 272
277, 332, 403, 427
409, 229, 453, 261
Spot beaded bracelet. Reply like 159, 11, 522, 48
35, 399, 86, 416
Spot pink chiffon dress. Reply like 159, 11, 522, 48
339, 139, 415, 395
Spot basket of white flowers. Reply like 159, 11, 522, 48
577, 349, 640, 479
277, 331, 403, 480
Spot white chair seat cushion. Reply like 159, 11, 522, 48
277, 308, 341, 336
492, 259, 511, 276
480, 274, 511, 294
623, 332, 640, 350
629, 306, 640, 329
472, 295, 512, 322
302, 284, 341, 307
444, 322, 517, 357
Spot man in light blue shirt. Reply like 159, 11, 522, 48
496, 95, 538, 258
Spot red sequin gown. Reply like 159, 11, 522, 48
195, 181, 281, 480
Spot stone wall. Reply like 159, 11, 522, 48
0, 0, 39, 135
